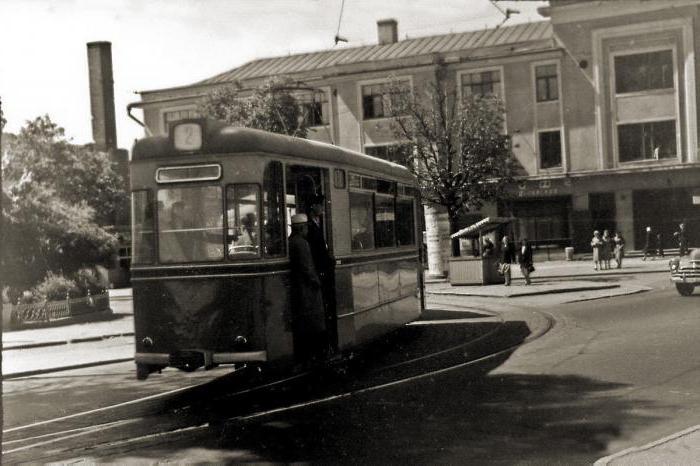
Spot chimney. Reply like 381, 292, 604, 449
377, 19, 398, 45
87, 41, 117, 152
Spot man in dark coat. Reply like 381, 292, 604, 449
288, 213, 326, 362
306, 195, 337, 354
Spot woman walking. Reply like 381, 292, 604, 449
591, 230, 603, 271
518, 238, 534, 285
613, 232, 625, 269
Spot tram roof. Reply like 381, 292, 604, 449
132, 123, 415, 183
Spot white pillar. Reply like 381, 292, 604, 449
425, 205, 443, 278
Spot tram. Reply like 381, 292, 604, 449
130, 119, 424, 379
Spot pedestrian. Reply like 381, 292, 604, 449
656, 231, 664, 258
677, 222, 688, 256
518, 238, 534, 285
306, 194, 336, 355
642, 226, 653, 261
602, 229, 612, 270
288, 213, 326, 363
613, 232, 625, 269
591, 230, 603, 271
500, 235, 516, 286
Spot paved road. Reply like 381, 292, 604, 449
75, 272, 700, 463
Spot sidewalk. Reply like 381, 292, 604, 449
426, 256, 667, 301
3, 289, 134, 351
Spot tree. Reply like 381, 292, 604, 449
2, 115, 121, 295
388, 73, 514, 257
198, 77, 309, 138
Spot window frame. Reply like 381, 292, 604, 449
537, 128, 564, 171
295, 87, 332, 127
225, 183, 263, 261
357, 76, 413, 121
609, 44, 681, 165
457, 65, 507, 133
534, 63, 559, 103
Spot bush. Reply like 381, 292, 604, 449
32, 272, 77, 302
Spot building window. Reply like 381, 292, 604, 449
364, 144, 412, 165
362, 81, 410, 119
462, 70, 502, 99
615, 50, 674, 94
297, 92, 329, 126
539, 130, 562, 169
618, 120, 676, 162
535, 64, 558, 102
163, 108, 200, 132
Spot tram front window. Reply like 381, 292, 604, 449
157, 186, 224, 263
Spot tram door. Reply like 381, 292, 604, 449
285, 165, 338, 356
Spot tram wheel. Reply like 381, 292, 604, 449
676, 283, 695, 296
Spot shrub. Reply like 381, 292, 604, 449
32, 272, 77, 301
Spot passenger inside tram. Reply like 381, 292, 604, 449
228, 212, 259, 254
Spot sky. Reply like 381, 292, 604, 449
0, 0, 548, 150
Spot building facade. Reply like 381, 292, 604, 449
134, 1, 700, 264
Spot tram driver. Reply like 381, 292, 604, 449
228, 212, 259, 255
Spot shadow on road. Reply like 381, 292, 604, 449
210, 370, 661, 464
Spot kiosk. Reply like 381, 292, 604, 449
448, 217, 514, 285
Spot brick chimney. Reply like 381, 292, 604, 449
87, 41, 117, 152
377, 19, 398, 45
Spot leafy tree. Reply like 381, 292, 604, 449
388, 73, 514, 255
4, 115, 127, 226
199, 77, 309, 137
2, 115, 121, 295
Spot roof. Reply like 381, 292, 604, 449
145, 21, 553, 93
451, 217, 514, 239
131, 122, 415, 183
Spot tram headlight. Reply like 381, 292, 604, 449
234, 335, 248, 348
142, 336, 154, 348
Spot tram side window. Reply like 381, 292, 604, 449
157, 186, 224, 263
350, 191, 375, 250
395, 197, 415, 246
263, 161, 286, 257
375, 195, 396, 248
226, 184, 261, 258
132, 190, 155, 264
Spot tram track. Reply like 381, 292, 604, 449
3, 308, 554, 463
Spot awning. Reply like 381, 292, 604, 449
450, 217, 514, 239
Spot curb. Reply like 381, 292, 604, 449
3, 332, 135, 351
594, 424, 700, 465
427, 283, 620, 299
2, 357, 134, 380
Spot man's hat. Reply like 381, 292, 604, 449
291, 213, 308, 224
